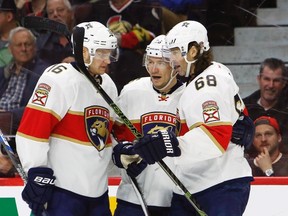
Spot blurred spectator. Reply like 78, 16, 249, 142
245, 116, 288, 176
0, 26, 50, 134
16, 0, 47, 17
160, 0, 204, 21
74, 0, 162, 93
243, 58, 288, 154
0, 148, 16, 177
0, 0, 19, 67
35, 0, 74, 65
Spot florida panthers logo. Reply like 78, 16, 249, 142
141, 112, 178, 135
147, 125, 173, 134
85, 106, 110, 151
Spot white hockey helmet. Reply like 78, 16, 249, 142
145, 34, 170, 60
72, 21, 119, 64
166, 20, 210, 56
144, 34, 171, 70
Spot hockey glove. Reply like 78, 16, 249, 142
134, 130, 181, 165
109, 21, 132, 34
22, 167, 56, 216
131, 24, 154, 44
231, 113, 255, 149
112, 142, 147, 178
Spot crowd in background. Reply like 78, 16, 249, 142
0, 0, 286, 180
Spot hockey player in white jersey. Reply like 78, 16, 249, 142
16, 21, 119, 216
112, 35, 185, 216
133, 21, 254, 216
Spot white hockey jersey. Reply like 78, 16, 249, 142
174, 62, 252, 194
16, 63, 118, 198
113, 77, 185, 207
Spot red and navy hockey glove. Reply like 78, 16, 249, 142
112, 142, 147, 178
134, 130, 181, 164
22, 167, 56, 216
231, 113, 255, 149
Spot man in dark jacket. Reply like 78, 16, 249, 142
0, 26, 50, 134
243, 58, 288, 154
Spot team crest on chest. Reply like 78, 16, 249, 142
31, 83, 51, 106
85, 106, 110, 151
141, 112, 176, 135
202, 100, 220, 123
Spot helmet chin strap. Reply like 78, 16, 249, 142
155, 69, 178, 92
184, 56, 197, 77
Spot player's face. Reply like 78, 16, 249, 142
257, 66, 286, 104
253, 124, 281, 154
88, 49, 113, 75
170, 48, 187, 77
146, 56, 174, 90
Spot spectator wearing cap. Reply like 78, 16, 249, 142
243, 58, 288, 154
245, 116, 288, 176
0, 0, 19, 67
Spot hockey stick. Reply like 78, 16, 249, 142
72, 26, 150, 216
0, 130, 49, 216
21, 16, 71, 43
0, 130, 27, 183
72, 26, 207, 216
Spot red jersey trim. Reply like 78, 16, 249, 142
200, 123, 233, 152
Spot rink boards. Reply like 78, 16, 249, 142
0, 177, 288, 216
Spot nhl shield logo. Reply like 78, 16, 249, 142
85, 106, 110, 151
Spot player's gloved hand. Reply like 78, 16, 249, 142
134, 130, 181, 164
231, 113, 255, 149
112, 142, 147, 178
109, 21, 132, 34
22, 167, 56, 216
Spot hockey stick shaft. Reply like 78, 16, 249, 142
21, 16, 71, 44
0, 130, 27, 183
130, 177, 150, 216
72, 27, 207, 216
0, 131, 45, 216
